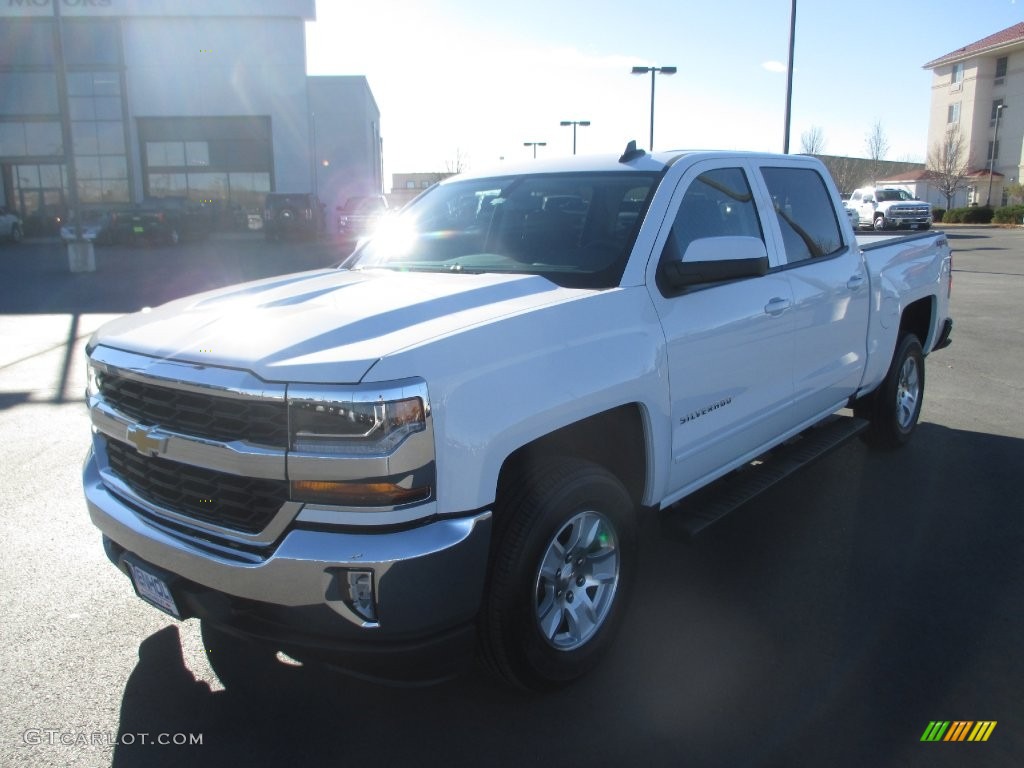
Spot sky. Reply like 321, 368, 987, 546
306, 0, 1024, 185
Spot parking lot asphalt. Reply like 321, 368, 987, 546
0, 228, 1021, 768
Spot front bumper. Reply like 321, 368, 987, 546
84, 450, 492, 682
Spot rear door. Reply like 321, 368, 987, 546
756, 163, 870, 421
646, 161, 796, 498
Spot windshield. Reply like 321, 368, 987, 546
877, 189, 914, 202
344, 172, 660, 289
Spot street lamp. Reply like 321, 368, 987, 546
524, 141, 547, 159
986, 103, 1006, 206
631, 65, 676, 150
559, 120, 591, 155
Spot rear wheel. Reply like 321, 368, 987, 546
480, 458, 637, 689
855, 334, 924, 449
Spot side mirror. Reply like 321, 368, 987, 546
660, 236, 769, 289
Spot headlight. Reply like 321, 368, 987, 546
287, 379, 434, 508
289, 393, 426, 455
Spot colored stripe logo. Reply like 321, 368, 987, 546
921, 721, 997, 742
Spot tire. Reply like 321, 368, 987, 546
201, 620, 314, 697
873, 215, 888, 231
10, 224, 22, 243
854, 334, 925, 449
919, 222, 932, 230
480, 458, 637, 690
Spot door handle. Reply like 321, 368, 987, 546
847, 274, 866, 291
764, 297, 791, 316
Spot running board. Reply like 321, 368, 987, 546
660, 415, 869, 538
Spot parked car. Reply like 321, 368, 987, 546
106, 198, 212, 246
263, 193, 325, 240
849, 187, 932, 231
0, 207, 23, 243
336, 194, 388, 244
83, 145, 952, 691
60, 210, 114, 245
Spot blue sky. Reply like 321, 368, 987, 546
306, 0, 1023, 181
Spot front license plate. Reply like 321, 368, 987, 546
127, 560, 181, 618
133, 225, 145, 233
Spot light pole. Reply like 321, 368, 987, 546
783, 0, 797, 153
524, 141, 547, 159
559, 120, 591, 155
986, 103, 1006, 206
631, 65, 676, 150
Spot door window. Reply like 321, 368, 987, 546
761, 167, 844, 264
662, 167, 763, 264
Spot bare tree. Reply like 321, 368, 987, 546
800, 125, 827, 155
865, 120, 890, 181
926, 124, 970, 209
818, 155, 862, 196
1004, 181, 1024, 205
445, 147, 469, 175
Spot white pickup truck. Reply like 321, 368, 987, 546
82, 145, 953, 690
849, 186, 933, 231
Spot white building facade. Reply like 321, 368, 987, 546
924, 23, 1024, 208
0, 0, 380, 233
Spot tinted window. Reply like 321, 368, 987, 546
662, 167, 762, 263
761, 167, 844, 264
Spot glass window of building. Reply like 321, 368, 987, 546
0, 73, 59, 116
25, 123, 63, 156
0, 20, 54, 68
63, 21, 120, 67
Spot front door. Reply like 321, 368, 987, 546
647, 162, 796, 500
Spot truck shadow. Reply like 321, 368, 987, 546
111, 422, 1023, 768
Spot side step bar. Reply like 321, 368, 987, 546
661, 415, 868, 538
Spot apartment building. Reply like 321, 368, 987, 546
924, 22, 1024, 207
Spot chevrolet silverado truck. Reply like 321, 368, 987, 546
849, 186, 933, 231
82, 144, 953, 690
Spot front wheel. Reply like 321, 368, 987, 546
480, 458, 637, 690
854, 334, 924, 449
873, 215, 888, 231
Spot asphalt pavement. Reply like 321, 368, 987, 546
0, 228, 1021, 767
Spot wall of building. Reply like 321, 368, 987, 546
0, 0, 382, 232
308, 76, 381, 213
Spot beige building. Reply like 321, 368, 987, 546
924, 22, 1024, 207
388, 172, 452, 208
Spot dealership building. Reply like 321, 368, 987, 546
0, 0, 381, 234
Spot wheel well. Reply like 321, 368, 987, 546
899, 297, 934, 350
497, 405, 648, 508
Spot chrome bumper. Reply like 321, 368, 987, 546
83, 449, 491, 639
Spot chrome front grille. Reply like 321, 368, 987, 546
99, 371, 288, 447
104, 436, 288, 534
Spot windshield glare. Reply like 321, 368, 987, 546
344, 172, 659, 288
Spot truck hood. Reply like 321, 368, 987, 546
90, 268, 586, 382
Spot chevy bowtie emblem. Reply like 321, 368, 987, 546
125, 425, 169, 457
